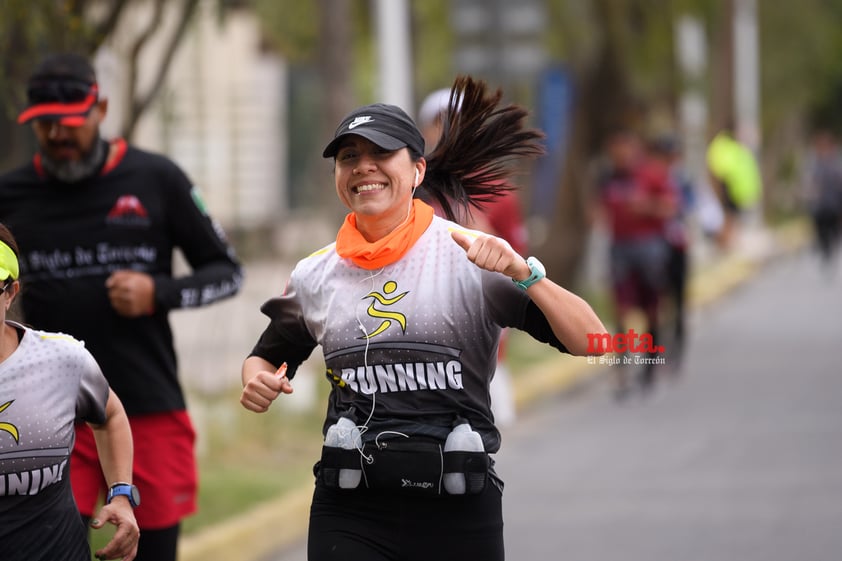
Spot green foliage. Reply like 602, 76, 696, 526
542, 0, 842, 149
0, 0, 100, 52
760, 0, 842, 134
250, 0, 457, 106
761, 2, 833, 122
87, 386, 327, 557
0, 0, 97, 118
251, 0, 319, 61
545, 0, 597, 62
351, 0, 377, 102
412, 0, 456, 98
176, 393, 325, 542
249, 0, 375, 102
624, 1, 678, 100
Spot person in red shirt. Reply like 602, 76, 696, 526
595, 129, 677, 396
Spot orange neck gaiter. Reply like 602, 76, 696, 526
336, 199, 435, 270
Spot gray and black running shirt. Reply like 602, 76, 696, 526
251, 216, 568, 453
0, 321, 109, 560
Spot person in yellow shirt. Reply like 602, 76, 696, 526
706, 128, 762, 248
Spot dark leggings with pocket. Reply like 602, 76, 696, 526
307, 482, 504, 561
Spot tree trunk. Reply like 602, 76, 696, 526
535, 0, 638, 289
710, 0, 735, 134
316, 0, 354, 215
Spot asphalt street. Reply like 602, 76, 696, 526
266, 249, 842, 561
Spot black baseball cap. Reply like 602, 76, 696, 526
17, 53, 99, 127
322, 103, 425, 158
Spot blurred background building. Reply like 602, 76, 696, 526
97, 0, 288, 246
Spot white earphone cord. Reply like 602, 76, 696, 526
350, 167, 419, 460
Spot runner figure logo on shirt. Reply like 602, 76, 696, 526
360, 280, 408, 339
0, 400, 20, 443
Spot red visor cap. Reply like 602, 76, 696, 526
17, 84, 99, 127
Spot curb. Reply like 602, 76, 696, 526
179, 486, 313, 561
178, 220, 810, 561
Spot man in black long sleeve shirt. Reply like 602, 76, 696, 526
0, 52, 243, 561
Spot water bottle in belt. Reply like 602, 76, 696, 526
324, 416, 362, 489
443, 419, 484, 494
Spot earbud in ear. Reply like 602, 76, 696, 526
414, 169, 420, 187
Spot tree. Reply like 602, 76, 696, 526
0, 0, 117, 170
250, 0, 360, 212
249, 0, 460, 212
0, 0, 201, 171
112, 0, 200, 139
536, 0, 681, 288
534, 0, 842, 285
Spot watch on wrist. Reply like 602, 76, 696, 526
513, 256, 546, 290
107, 482, 141, 508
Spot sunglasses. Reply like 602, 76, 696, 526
0, 280, 13, 296
27, 79, 97, 104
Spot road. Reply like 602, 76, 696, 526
266, 250, 842, 561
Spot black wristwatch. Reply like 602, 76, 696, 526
107, 482, 141, 508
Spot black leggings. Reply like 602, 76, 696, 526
307, 483, 505, 561
813, 208, 840, 261
667, 245, 688, 342
82, 516, 180, 561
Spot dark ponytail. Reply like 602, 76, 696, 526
419, 75, 545, 222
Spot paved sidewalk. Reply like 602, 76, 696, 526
175, 221, 810, 561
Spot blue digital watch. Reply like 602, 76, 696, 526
107, 482, 141, 508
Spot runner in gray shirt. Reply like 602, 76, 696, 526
0, 223, 139, 561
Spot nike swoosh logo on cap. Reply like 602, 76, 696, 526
348, 116, 373, 129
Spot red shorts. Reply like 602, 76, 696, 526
72, 410, 198, 529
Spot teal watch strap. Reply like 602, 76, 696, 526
513, 256, 546, 290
